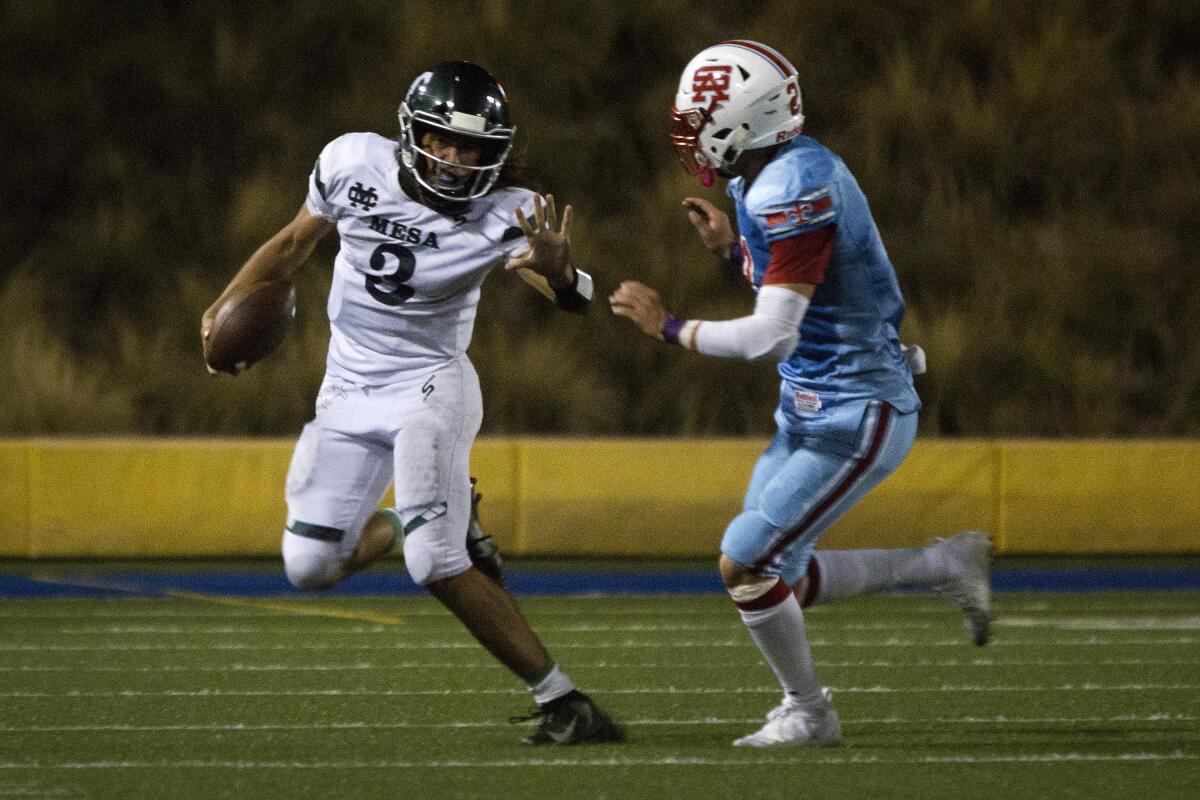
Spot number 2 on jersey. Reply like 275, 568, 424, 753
365, 242, 416, 305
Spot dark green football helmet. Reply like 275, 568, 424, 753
397, 61, 514, 201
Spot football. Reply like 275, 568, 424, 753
204, 279, 297, 374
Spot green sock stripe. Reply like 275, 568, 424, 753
379, 508, 403, 547
526, 661, 557, 691
287, 521, 345, 542
402, 502, 448, 536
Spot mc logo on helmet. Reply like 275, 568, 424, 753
691, 65, 732, 108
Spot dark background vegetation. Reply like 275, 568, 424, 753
2, 0, 1198, 437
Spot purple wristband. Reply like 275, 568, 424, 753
662, 313, 685, 344
728, 240, 742, 267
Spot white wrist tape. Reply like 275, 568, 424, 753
682, 285, 808, 361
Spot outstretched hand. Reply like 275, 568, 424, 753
504, 193, 574, 287
609, 280, 669, 339
683, 196, 735, 258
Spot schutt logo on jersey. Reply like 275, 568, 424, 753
691, 65, 733, 108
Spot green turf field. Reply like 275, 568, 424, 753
1, 591, 1197, 799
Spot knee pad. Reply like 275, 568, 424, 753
401, 524, 471, 586
727, 574, 782, 604
281, 530, 344, 590
720, 509, 780, 572
721, 508, 815, 588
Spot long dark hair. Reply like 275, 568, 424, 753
494, 144, 541, 193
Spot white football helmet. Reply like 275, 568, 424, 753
671, 40, 804, 186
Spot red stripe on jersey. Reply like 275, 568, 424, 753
762, 195, 834, 232
763, 226, 834, 286
721, 40, 795, 77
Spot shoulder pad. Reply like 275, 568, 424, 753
308, 133, 395, 220
745, 142, 838, 240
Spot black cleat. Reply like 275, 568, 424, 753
511, 690, 626, 745
466, 477, 506, 587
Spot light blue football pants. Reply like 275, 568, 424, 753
720, 400, 918, 586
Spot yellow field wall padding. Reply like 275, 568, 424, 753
12, 439, 295, 558
512, 438, 765, 557
0, 437, 1196, 558
1000, 440, 1200, 553
0, 442, 31, 557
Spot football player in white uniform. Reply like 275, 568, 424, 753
202, 61, 622, 745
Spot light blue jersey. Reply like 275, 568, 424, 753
727, 136, 920, 456
720, 136, 921, 579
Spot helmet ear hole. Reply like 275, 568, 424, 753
711, 128, 733, 140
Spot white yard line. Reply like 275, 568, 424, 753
2, 636, 1198, 652
0, 752, 1193, 769
2, 683, 1197, 699
0, 601, 1196, 621
998, 616, 1200, 630
1, 713, 1194, 734
1, 657, 1197, 673
37, 617, 1200, 634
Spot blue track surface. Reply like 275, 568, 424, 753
2, 568, 1200, 598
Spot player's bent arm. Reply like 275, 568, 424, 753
609, 281, 811, 362
513, 265, 594, 313
673, 284, 812, 361
610, 225, 831, 358
206, 205, 334, 317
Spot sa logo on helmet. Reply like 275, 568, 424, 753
691, 65, 732, 107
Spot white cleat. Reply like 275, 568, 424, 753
931, 530, 994, 646
732, 695, 842, 748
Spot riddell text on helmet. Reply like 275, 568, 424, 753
776, 123, 804, 142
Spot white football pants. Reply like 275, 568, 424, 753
282, 356, 482, 587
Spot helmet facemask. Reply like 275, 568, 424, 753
670, 106, 717, 187
670, 106, 753, 186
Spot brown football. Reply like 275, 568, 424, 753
204, 279, 296, 374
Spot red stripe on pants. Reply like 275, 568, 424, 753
751, 403, 893, 573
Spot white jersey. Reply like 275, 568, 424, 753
305, 132, 535, 382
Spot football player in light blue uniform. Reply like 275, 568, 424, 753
612, 40, 993, 747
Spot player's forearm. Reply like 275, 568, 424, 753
226, 231, 309, 290
664, 286, 807, 361
515, 265, 594, 313
216, 219, 325, 311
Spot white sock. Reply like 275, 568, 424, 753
529, 662, 575, 705
812, 546, 954, 605
738, 591, 826, 709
